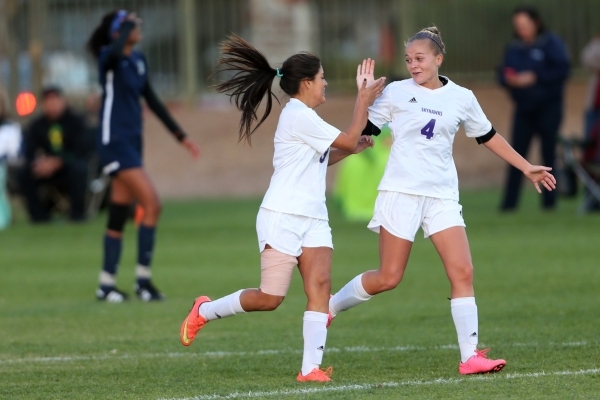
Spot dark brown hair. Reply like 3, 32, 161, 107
87, 10, 120, 59
214, 34, 321, 144
512, 6, 546, 38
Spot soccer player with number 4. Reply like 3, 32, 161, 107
328, 27, 556, 375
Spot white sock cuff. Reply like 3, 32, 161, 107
353, 274, 371, 299
231, 289, 246, 314
303, 311, 328, 323
450, 297, 476, 307
99, 271, 116, 286
136, 265, 151, 279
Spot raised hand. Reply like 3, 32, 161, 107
356, 58, 376, 90
524, 165, 556, 193
359, 76, 386, 107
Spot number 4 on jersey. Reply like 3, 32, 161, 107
421, 119, 436, 140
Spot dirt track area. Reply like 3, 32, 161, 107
144, 81, 588, 199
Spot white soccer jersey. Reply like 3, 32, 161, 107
260, 98, 341, 220
369, 77, 492, 200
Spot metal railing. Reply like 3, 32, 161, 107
0, 0, 598, 102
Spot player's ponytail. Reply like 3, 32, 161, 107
215, 34, 321, 144
407, 26, 446, 56
87, 10, 120, 59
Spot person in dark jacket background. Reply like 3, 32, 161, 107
498, 6, 570, 211
19, 86, 90, 222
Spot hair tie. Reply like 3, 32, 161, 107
276, 68, 283, 77
110, 10, 128, 37
412, 32, 443, 52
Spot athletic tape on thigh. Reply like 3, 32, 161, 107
107, 203, 130, 232
260, 248, 297, 297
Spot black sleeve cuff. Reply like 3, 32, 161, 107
362, 119, 381, 136
476, 127, 496, 145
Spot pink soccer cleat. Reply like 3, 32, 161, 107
326, 294, 335, 328
459, 348, 506, 375
296, 366, 333, 382
180, 296, 211, 346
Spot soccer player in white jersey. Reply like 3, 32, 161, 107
328, 27, 556, 375
179, 35, 385, 382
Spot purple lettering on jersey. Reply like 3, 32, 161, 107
319, 148, 330, 163
421, 119, 436, 139
421, 107, 443, 116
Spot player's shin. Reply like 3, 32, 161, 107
450, 297, 479, 362
329, 273, 372, 317
136, 224, 155, 285
199, 289, 246, 321
301, 311, 329, 376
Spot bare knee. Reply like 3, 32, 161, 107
141, 198, 162, 220
450, 263, 473, 287
257, 292, 285, 311
305, 273, 331, 297
379, 271, 403, 292
459, 263, 474, 284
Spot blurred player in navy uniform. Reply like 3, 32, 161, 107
19, 86, 89, 223
498, 6, 569, 211
87, 10, 200, 302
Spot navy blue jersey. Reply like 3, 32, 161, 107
98, 48, 147, 145
95, 21, 185, 175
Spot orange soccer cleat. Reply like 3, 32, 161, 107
296, 366, 333, 382
459, 348, 506, 375
180, 296, 211, 346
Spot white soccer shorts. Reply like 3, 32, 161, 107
256, 207, 333, 257
367, 191, 466, 242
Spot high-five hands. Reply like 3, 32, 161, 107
356, 58, 376, 89
357, 58, 386, 106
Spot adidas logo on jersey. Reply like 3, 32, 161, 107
409, 97, 417, 103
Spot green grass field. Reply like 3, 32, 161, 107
1, 189, 599, 399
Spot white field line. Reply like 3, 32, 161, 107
158, 368, 600, 400
0, 340, 593, 366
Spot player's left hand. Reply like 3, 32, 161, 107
352, 135, 374, 154
356, 58, 376, 90
182, 137, 200, 159
524, 165, 556, 193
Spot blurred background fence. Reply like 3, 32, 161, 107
0, 0, 599, 103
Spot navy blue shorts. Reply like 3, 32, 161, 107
98, 137, 143, 177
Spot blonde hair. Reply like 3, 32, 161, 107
406, 26, 446, 55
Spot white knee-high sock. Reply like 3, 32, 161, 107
199, 290, 246, 321
329, 274, 372, 317
301, 311, 328, 376
451, 297, 478, 363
